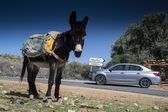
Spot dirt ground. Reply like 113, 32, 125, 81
151, 84, 168, 90
0, 79, 167, 109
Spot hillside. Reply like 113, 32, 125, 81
0, 56, 48, 78
0, 55, 21, 77
0, 54, 90, 80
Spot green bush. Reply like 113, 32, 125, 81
63, 61, 90, 80
0, 54, 21, 62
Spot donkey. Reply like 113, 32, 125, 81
20, 11, 88, 102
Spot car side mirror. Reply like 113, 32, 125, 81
109, 69, 112, 72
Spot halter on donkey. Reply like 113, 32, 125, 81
20, 11, 88, 102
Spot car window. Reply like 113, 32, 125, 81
111, 65, 125, 71
129, 65, 142, 71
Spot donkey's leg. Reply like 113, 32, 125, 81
31, 65, 40, 98
54, 66, 64, 101
27, 63, 39, 99
27, 62, 34, 98
44, 62, 56, 102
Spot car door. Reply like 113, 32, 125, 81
107, 64, 126, 83
123, 65, 142, 83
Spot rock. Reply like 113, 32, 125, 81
119, 102, 124, 105
119, 106, 124, 109
10, 65, 14, 69
9, 97, 16, 104
68, 110, 76, 112
80, 103, 98, 109
0, 104, 9, 111
38, 90, 43, 93
60, 107, 65, 109
52, 100, 62, 105
69, 100, 75, 106
63, 97, 68, 101
9, 90, 15, 94
109, 103, 113, 105
80, 103, 89, 108
96, 104, 104, 109
38, 103, 42, 108
49, 105, 54, 108
153, 106, 159, 110
45, 102, 54, 108
126, 108, 130, 112
2, 90, 7, 94
47, 99, 52, 104
81, 95, 85, 98
134, 103, 138, 107
15, 100, 25, 106
74, 99, 79, 103
27, 109, 36, 112
29, 95, 34, 99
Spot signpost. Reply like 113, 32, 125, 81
89, 57, 105, 63
89, 57, 105, 71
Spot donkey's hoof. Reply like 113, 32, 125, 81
56, 95, 62, 102
29, 95, 34, 99
43, 96, 52, 103
34, 95, 42, 100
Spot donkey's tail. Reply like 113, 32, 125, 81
20, 56, 28, 82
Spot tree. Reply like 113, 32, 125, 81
108, 12, 168, 66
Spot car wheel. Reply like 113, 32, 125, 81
139, 78, 151, 88
95, 75, 106, 85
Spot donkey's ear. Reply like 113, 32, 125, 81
69, 11, 76, 27
83, 16, 88, 26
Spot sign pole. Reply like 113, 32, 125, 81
90, 66, 93, 71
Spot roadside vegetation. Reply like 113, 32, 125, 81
108, 12, 168, 65
0, 54, 22, 62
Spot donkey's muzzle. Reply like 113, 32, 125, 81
75, 51, 82, 57
74, 44, 82, 57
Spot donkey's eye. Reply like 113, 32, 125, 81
83, 32, 86, 37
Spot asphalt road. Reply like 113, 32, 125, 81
0, 77, 168, 97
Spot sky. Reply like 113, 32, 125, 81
0, 0, 168, 64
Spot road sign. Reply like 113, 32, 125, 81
89, 57, 105, 63
89, 62, 104, 66
89, 57, 105, 66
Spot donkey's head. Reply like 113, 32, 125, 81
69, 11, 88, 58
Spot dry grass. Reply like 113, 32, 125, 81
0, 80, 168, 112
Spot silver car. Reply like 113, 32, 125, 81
89, 63, 161, 88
